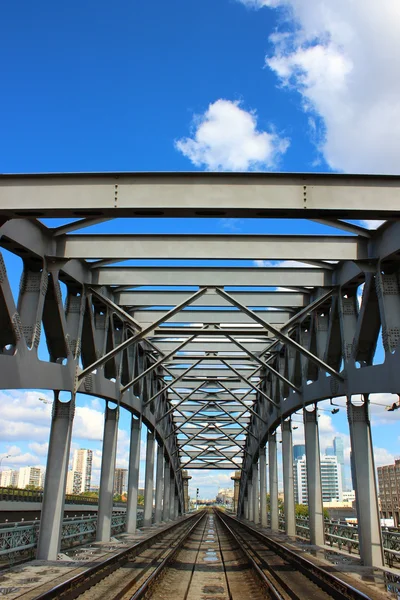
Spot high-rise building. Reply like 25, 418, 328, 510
333, 436, 345, 490
325, 447, 335, 456
0, 469, 18, 487
350, 451, 356, 491
17, 466, 43, 489
293, 444, 306, 461
72, 449, 93, 494
377, 459, 400, 526
294, 455, 343, 504
114, 468, 128, 496
66, 470, 83, 495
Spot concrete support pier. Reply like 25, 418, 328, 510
268, 432, 279, 532
143, 429, 155, 527
304, 408, 324, 546
231, 471, 241, 516
126, 416, 141, 534
182, 470, 192, 513
282, 419, 296, 537
37, 392, 75, 560
97, 403, 119, 542
347, 396, 384, 567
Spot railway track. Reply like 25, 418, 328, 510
216, 510, 372, 600
29, 508, 375, 600
30, 511, 206, 600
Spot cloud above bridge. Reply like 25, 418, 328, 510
175, 99, 289, 171
237, 0, 400, 174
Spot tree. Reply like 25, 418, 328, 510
266, 493, 284, 514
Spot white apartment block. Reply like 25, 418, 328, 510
72, 449, 93, 494
17, 466, 44, 489
294, 455, 343, 504
66, 470, 83, 495
0, 469, 19, 487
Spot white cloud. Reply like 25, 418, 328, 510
175, 99, 289, 171
241, 0, 400, 174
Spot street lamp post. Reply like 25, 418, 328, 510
0, 455, 11, 484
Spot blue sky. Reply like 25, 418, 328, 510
0, 0, 400, 498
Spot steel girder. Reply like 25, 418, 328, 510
1, 173, 400, 503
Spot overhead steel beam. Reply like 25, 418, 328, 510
77, 287, 208, 381
216, 329, 300, 393
120, 331, 203, 394
56, 234, 366, 261
132, 310, 292, 325
151, 329, 270, 337
116, 291, 307, 308
215, 288, 344, 381
219, 359, 279, 408
93, 266, 332, 287
2, 172, 400, 217
143, 359, 204, 407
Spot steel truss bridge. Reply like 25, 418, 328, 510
0, 172, 399, 567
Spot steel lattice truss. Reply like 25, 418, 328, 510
1, 172, 400, 483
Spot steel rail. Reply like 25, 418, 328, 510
217, 511, 372, 600
30, 511, 205, 600
215, 510, 284, 600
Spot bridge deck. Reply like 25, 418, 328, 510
0, 511, 391, 600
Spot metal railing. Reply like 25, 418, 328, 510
273, 514, 400, 567
0, 511, 138, 565
0, 486, 126, 506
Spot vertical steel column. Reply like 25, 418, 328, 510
259, 445, 267, 528
169, 471, 175, 519
347, 397, 384, 567
248, 478, 254, 522
143, 429, 155, 527
304, 408, 325, 546
253, 462, 260, 524
97, 403, 119, 542
268, 432, 279, 532
163, 460, 171, 521
282, 420, 296, 536
244, 495, 249, 520
126, 416, 141, 533
37, 392, 75, 560
174, 493, 179, 518
154, 442, 164, 524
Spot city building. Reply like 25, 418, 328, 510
66, 470, 83, 495
342, 490, 356, 503
17, 466, 43, 489
294, 454, 343, 504
114, 468, 128, 496
0, 469, 18, 487
293, 444, 306, 461
72, 449, 93, 494
377, 458, 400, 526
325, 447, 335, 456
333, 436, 345, 490
216, 488, 234, 505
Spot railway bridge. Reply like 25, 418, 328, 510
0, 172, 399, 597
